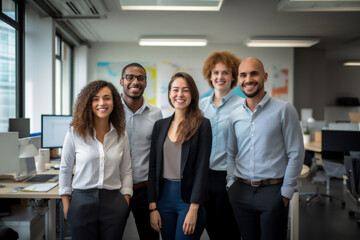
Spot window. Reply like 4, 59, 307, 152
55, 35, 73, 115
0, 0, 22, 132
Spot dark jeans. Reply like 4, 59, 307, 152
67, 189, 128, 240
158, 179, 206, 240
204, 170, 241, 239
128, 186, 159, 240
228, 182, 289, 240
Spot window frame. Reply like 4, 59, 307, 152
55, 33, 74, 115
0, 0, 25, 118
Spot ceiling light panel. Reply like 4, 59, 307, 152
120, 0, 223, 11
344, 61, 360, 66
139, 37, 208, 46
278, 0, 360, 12
244, 37, 320, 47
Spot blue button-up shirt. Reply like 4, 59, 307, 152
226, 93, 304, 199
121, 96, 163, 184
199, 92, 244, 171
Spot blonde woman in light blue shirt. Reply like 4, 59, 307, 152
199, 51, 243, 239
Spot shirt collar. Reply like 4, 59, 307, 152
209, 91, 235, 105
242, 92, 271, 110
92, 122, 116, 138
257, 92, 271, 109
121, 94, 149, 114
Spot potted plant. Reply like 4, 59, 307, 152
303, 126, 311, 145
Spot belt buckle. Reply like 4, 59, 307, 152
250, 181, 260, 187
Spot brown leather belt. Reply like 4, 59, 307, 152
235, 177, 283, 187
133, 181, 148, 190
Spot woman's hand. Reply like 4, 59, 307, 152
150, 210, 162, 232
183, 203, 199, 235
61, 195, 71, 219
123, 194, 130, 206
149, 203, 162, 232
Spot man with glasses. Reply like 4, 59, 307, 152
120, 63, 162, 240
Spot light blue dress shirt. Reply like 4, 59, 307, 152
121, 96, 163, 184
226, 93, 304, 199
199, 92, 244, 171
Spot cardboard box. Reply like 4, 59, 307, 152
349, 112, 360, 123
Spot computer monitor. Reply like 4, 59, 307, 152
8, 118, 30, 138
41, 115, 72, 148
0, 132, 20, 176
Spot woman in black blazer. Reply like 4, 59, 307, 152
148, 72, 212, 240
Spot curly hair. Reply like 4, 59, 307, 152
168, 72, 203, 144
202, 51, 242, 89
71, 80, 126, 141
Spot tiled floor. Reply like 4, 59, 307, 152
298, 172, 360, 240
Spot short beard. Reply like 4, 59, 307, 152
242, 83, 263, 98
123, 91, 143, 100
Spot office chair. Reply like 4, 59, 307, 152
300, 157, 345, 207
300, 130, 360, 207
344, 155, 360, 226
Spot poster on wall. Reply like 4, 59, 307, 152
270, 65, 289, 102
97, 61, 157, 106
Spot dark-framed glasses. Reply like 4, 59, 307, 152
123, 74, 147, 82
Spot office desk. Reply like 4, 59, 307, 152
305, 141, 322, 153
0, 166, 60, 240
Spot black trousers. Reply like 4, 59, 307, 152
228, 182, 289, 240
128, 186, 159, 240
67, 189, 128, 240
204, 170, 241, 240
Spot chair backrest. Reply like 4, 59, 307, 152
344, 156, 360, 198
322, 130, 360, 152
321, 130, 360, 178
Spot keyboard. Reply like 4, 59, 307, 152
25, 174, 59, 183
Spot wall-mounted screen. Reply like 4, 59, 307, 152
41, 115, 72, 148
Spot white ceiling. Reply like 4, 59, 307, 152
37, 0, 360, 48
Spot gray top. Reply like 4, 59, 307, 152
163, 136, 181, 180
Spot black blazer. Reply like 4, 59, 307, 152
148, 115, 212, 204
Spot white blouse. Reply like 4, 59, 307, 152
59, 123, 133, 197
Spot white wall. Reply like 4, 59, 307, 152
73, 45, 88, 99
25, 5, 54, 133
87, 43, 294, 107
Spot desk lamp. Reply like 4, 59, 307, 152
17, 138, 39, 179
19, 138, 38, 158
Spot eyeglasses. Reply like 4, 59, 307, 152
122, 74, 147, 82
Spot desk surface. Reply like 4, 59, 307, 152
0, 182, 60, 199
0, 163, 60, 199
305, 141, 322, 152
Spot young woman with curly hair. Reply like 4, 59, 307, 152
199, 51, 243, 239
148, 72, 212, 240
59, 80, 132, 240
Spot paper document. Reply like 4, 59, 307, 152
22, 183, 58, 192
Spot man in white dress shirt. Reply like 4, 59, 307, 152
120, 63, 163, 240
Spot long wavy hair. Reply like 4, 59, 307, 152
71, 80, 126, 140
202, 51, 241, 89
168, 72, 203, 144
